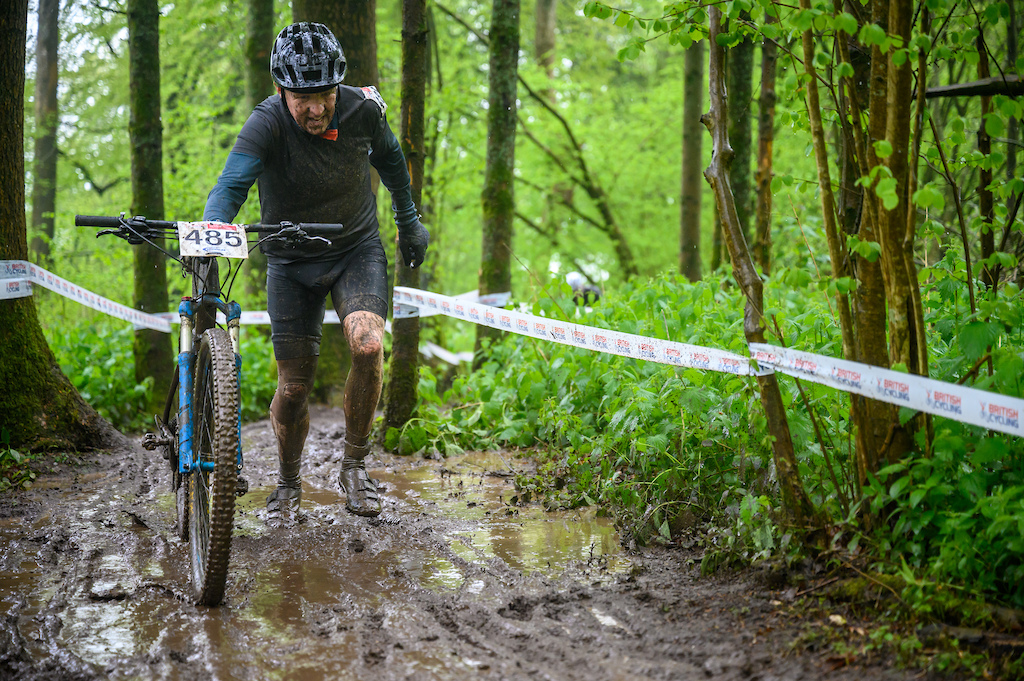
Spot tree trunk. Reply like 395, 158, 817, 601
243, 0, 275, 300
753, 15, 776, 274
680, 41, 704, 282
385, 0, 429, 433
977, 32, 995, 292
0, 0, 114, 450
535, 0, 556, 78
295, 0, 379, 88
128, 0, 172, 415
703, 8, 813, 525
474, 0, 519, 363
798, 0, 855, 362
297, 0, 379, 406
872, 0, 927, 458
29, 0, 58, 264
836, 19, 892, 485
726, 15, 754, 244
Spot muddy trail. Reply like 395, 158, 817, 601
0, 407, 934, 680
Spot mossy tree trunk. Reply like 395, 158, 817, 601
242, 0, 275, 301
726, 15, 754, 244
752, 14, 776, 275
384, 0, 429, 433
680, 41, 704, 282
127, 0, 173, 415
474, 0, 519, 364
0, 0, 111, 450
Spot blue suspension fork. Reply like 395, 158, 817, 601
225, 301, 243, 474
177, 299, 196, 475
176, 298, 244, 476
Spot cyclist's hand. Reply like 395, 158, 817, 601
398, 218, 429, 268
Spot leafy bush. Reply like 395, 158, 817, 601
238, 330, 277, 422
48, 322, 153, 432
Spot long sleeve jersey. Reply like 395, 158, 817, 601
203, 85, 416, 264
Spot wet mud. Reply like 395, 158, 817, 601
1, 407, 931, 680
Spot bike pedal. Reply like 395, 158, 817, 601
142, 432, 171, 452
235, 477, 249, 497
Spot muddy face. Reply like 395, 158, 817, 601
283, 88, 337, 136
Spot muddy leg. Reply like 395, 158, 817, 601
338, 311, 384, 517
267, 356, 317, 527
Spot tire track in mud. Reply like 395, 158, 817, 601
1, 407, 929, 680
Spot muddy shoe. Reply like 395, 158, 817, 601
266, 485, 301, 528
339, 459, 381, 517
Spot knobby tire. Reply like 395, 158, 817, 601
188, 328, 239, 606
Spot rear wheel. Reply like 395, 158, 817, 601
188, 327, 239, 606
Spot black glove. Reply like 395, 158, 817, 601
398, 218, 430, 268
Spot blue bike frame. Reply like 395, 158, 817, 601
176, 296, 243, 476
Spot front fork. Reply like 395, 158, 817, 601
177, 298, 244, 477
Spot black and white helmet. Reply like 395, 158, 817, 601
270, 22, 346, 92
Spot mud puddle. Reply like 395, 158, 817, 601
0, 408, 930, 680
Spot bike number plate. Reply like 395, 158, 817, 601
176, 222, 248, 259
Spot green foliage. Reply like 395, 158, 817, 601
239, 331, 277, 423
0, 427, 36, 491
47, 322, 153, 433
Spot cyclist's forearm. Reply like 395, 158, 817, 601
203, 151, 264, 222
369, 123, 417, 228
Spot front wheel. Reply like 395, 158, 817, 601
188, 327, 239, 606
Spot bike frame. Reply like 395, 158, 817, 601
176, 279, 243, 477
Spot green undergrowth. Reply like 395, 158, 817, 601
391, 270, 1024, 614
46, 321, 279, 432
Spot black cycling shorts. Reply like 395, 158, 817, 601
266, 237, 389, 360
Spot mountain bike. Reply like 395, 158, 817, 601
75, 214, 345, 606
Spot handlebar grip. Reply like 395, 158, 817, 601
75, 215, 122, 228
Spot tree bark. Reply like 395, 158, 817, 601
836, 18, 894, 485
535, 0, 556, 78
703, 8, 813, 525
977, 32, 995, 292
295, 0, 379, 88
474, 0, 519, 363
799, 0, 855, 362
127, 0, 172, 415
385, 0, 429, 433
0, 0, 114, 450
29, 0, 58, 264
875, 0, 926, 456
242, 0, 275, 300
726, 15, 754, 244
680, 41, 704, 281
753, 15, 776, 274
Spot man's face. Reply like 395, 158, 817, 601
282, 88, 337, 136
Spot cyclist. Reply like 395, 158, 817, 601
202, 22, 428, 525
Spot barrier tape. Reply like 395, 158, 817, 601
1, 260, 171, 332
1, 278, 32, 300
393, 286, 761, 376
5, 259, 1020, 436
394, 286, 1024, 439
750, 344, 1024, 438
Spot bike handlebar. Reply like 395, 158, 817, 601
74, 215, 347, 235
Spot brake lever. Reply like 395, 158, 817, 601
258, 223, 334, 249
95, 216, 148, 244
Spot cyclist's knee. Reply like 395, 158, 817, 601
272, 356, 317, 422
345, 312, 384, 364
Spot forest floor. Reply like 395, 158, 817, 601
0, 406, 988, 680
